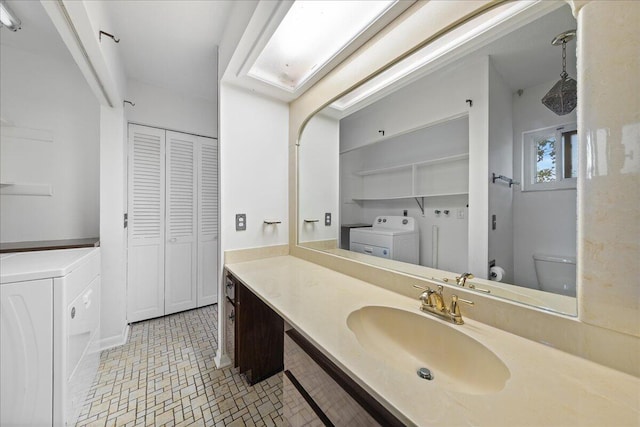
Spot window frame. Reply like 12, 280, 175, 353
521, 122, 577, 192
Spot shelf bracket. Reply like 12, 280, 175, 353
414, 197, 424, 215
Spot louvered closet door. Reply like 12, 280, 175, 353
165, 131, 198, 315
197, 137, 218, 306
127, 124, 166, 322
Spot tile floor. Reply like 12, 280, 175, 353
76, 305, 284, 427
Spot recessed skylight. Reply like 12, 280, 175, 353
331, 1, 538, 111
248, 0, 396, 93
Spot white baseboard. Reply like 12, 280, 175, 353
97, 324, 130, 352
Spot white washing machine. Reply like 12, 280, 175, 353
350, 216, 419, 264
1, 248, 101, 426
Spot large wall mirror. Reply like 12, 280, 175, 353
297, 1, 579, 316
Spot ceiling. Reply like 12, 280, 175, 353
478, 4, 576, 91
324, 2, 577, 118
100, 0, 236, 102
1, 1, 576, 110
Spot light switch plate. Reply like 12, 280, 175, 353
236, 214, 246, 231
325, 212, 331, 226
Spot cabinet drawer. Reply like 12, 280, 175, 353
285, 328, 401, 426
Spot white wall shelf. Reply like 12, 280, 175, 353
351, 153, 469, 202
353, 191, 469, 202
355, 153, 469, 177
0, 183, 53, 196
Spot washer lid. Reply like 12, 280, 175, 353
1, 248, 99, 284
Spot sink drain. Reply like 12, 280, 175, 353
417, 367, 434, 380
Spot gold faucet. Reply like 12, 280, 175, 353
455, 272, 474, 287
413, 284, 474, 325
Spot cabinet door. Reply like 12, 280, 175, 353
128, 124, 166, 322
197, 136, 218, 307
236, 281, 283, 385
1, 279, 53, 426
165, 131, 198, 315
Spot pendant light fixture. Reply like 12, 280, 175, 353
542, 30, 577, 116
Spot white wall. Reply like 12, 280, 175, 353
338, 56, 489, 277
99, 105, 128, 346
218, 1, 259, 80
299, 113, 339, 243
219, 83, 289, 251
126, 77, 217, 138
72, 0, 127, 103
487, 60, 514, 283
512, 79, 577, 289
0, 45, 99, 243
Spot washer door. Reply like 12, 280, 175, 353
350, 242, 391, 258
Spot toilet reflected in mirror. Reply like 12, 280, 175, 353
533, 254, 576, 297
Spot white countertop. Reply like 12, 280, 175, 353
0, 248, 100, 284
226, 255, 640, 426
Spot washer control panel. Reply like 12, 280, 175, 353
372, 216, 416, 231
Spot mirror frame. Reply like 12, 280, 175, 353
295, 1, 579, 315
288, 0, 640, 375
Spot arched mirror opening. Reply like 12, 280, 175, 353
297, 1, 578, 316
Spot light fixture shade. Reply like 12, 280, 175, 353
542, 75, 577, 116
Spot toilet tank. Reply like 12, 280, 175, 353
533, 254, 576, 297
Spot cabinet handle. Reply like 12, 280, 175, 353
71, 306, 76, 319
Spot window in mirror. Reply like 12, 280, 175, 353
563, 129, 578, 179
523, 124, 577, 191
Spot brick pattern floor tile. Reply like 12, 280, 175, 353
75, 305, 283, 426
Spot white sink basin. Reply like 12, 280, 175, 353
347, 306, 510, 395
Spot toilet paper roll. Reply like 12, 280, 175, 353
490, 266, 505, 282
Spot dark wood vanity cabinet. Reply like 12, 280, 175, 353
228, 271, 284, 385
226, 269, 403, 425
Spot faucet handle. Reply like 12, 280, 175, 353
413, 284, 432, 305
455, 272, 474, 287
450, 294, 474, 324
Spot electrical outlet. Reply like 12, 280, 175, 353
456, 208, 465, 219
325, 212, 331, 226
236, 214, 246, 231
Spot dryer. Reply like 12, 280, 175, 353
350, 216, 419, 264
1, 248, 101, 426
